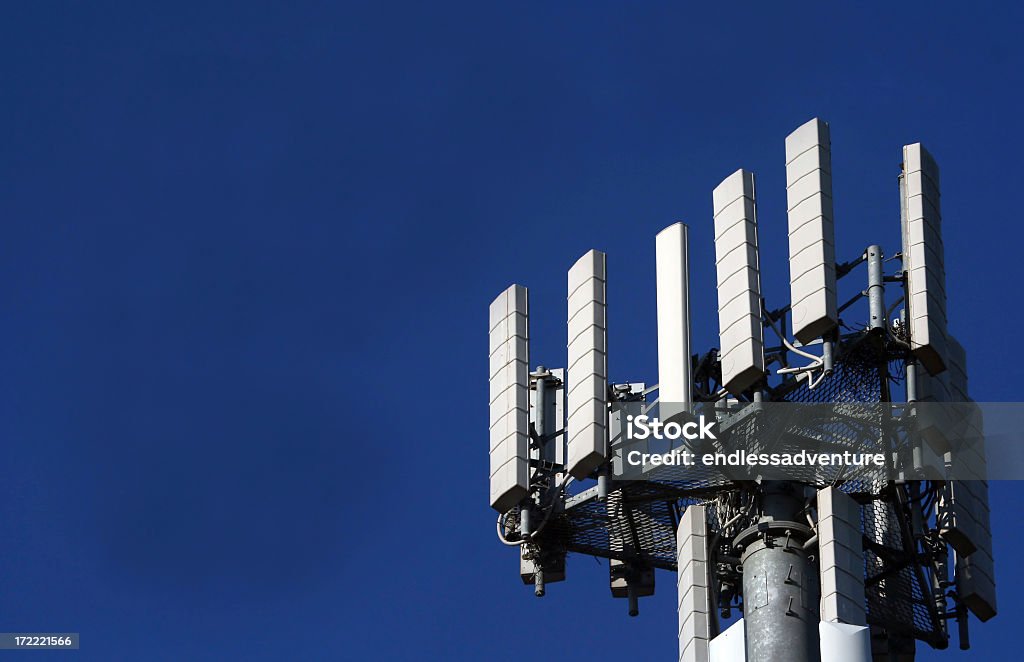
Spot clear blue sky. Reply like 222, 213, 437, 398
1, 2, 1021, 660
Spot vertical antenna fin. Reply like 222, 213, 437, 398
677, 505, 710, 662
785, 118, 838, 343
901, 143, 948, 374
488, 285, 530, 512
818, 487, 867, 626
943, 336, 996, 621
656, 222, 693, 411
712, 169, 766, 395
566, 250, 608, 479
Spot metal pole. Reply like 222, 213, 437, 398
627, 585, 639, 617
867, 246, 885, 333
739, 482, 821, 662
957, 603, 970, 650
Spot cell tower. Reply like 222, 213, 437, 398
488, 119, 995, 661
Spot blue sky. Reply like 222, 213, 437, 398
1, 2, 1022, 660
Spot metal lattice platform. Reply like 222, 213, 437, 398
518, 336, 946, 648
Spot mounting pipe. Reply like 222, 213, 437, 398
866, 246, 885, 333
957, 602, 970, 650
821, 336, 834, 374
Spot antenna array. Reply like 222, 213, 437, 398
487, 119, 995, 662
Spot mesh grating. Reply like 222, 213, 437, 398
862, 498, 945, 646
521, 335, 943, 647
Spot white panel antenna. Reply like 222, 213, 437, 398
488, 285, 530, 513
677, 505, 710, 662
656, 222, 693, 411
945, 336, 982, 473
566, 250, 608, 479
912, 362, 952, 454
947, 337, 969, 401
942, 478, 990, 557
785, 118, 838, 344
940, 336, 996, 620
713, 169, 766, 395
901, 143, 948, 374
818, 487, 867, 626
957, 542, 997, 621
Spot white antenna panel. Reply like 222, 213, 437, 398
817, 487, 867, 626
901, 143, 948, 375
958, 550, 997, 621
566, 250, 608, 479
938, 334, 995, 619
947, 336, 969, 400
488, 284, 530, 513
713, 169, 766, 395
944, 335, 984, 472
955, 464, 997, 623
912, 363, 952, 454
942, 478, 991, 555
950, 456, 991, 547
941, 402, 989, 545
785, 118, 838, 343
944, 335, 987, 481
656, 223, 693, 409
676, 505, 710, 662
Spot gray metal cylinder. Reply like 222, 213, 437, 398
866, 245, 885, 332
738, 483, 820, 662
905, 358, 918, 403
740, 530, 820, 662
535, 367, 547, 440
